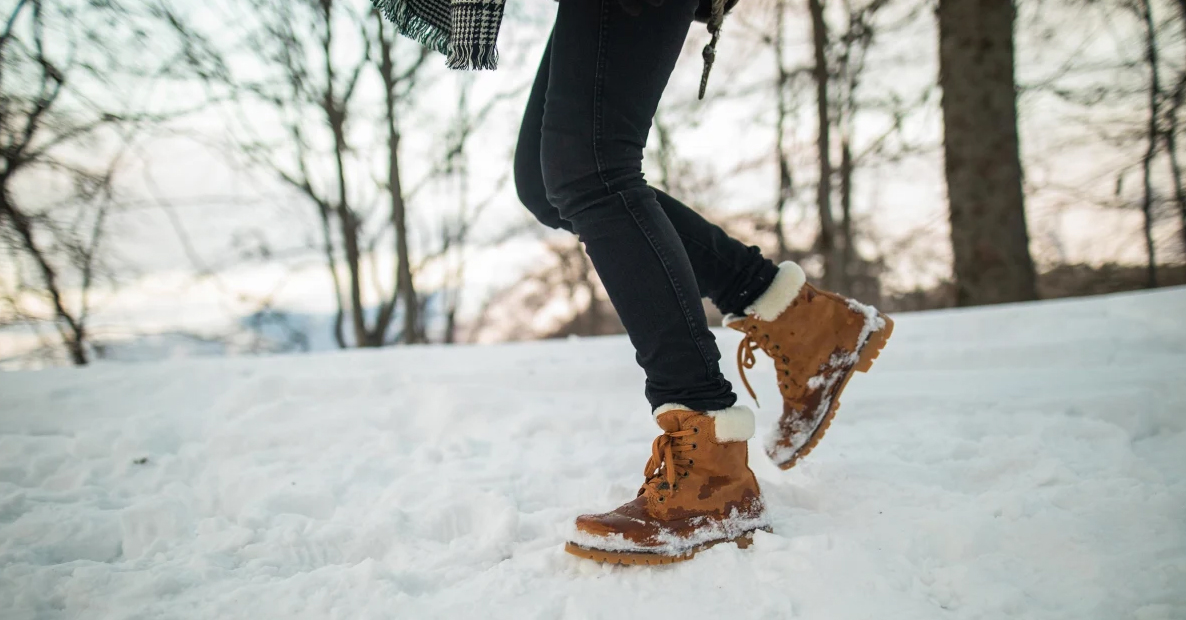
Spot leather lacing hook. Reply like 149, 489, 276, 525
736, 325, 796, 407
643, 427, 696, 498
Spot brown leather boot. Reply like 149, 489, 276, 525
565, 406, 769, 565
724, 261, 893, 470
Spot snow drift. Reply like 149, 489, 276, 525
1, 288, 1184, 619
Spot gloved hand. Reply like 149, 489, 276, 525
619, 0, 664, 16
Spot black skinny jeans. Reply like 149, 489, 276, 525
513, 0, 779, 412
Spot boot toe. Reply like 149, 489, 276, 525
573, 512, 617, 538
572, 497, 659, 545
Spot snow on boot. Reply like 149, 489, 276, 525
724, 261, 893, 470
564, 406, 769, 565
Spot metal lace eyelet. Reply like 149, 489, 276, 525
688, 459, 694, 466
692, 443, 697, 450
782, 356, 789, 363
658, 496, 665, 503
693, 427, 699, 434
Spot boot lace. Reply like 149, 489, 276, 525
641, 427, 698, 501
736, 325, 795, 407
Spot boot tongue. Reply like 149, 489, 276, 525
655, 409, 697, 433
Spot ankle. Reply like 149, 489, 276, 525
724, 261, 806, 325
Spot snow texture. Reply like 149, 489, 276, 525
2, 288, 1185, 619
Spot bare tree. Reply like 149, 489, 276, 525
375, 13, 428, 343
808, 0, 842, 291
1138, 0, 1163, 286
771, 0, 803, 261
830, 0, 894, 298
765, 0, 902, 295
164, 0, 431, 348
0, 0, 178, 364
1018, 0, 1186, 279
938, 0, 1038, 305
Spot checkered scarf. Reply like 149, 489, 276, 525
374, 0, 730, 98
372, 0, 505, 70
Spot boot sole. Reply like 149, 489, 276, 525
564, 527, 769, 565
773, 313, 894, 470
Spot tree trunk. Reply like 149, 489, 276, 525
773, 0, 793, 260
391, 141, 419, 344
376, 20, 420, 344
937, 0, 1037, 306
1139, 0, 1160, 288
0, 190, 89, 365
1174, 0, 1186, 256
839, 138, 854, 294
1165, 134, 1185, 263
320, 3, 371, 346
1167, 78, 1186, 260
808, 0, 839, 290
315, 200, 348, 349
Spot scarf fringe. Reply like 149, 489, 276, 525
372, 0, 451, 58
447, 42, 499, 71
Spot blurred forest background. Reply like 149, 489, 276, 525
2, 0, 1184, 368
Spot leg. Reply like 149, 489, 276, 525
513, 27, 778, 320
655, 188, 779, 316
514, 30, 572, 234
540, 0, 731, 412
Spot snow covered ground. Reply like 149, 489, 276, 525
1, 288, 1184, 619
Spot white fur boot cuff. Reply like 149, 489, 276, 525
707, 405, 756, 442
745, 261, 806, 322
652, 404, 755, 443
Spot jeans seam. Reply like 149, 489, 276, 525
592, 0, 609, 186
620, 190, 718, 382
590, 0, 718, 388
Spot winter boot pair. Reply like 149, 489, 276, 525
565, 261, 893, 564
